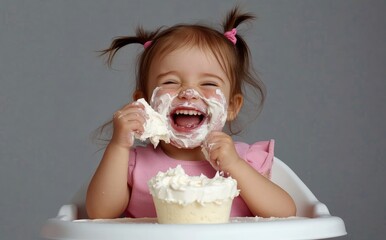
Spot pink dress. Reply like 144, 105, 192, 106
126, 140, 274, 217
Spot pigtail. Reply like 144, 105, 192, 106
222, 7, 266, 134
223, 7, 255, 32
223, 6, 266, 108
100, 26, 161, 67
223, 7, 255, 64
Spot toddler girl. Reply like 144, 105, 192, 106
86, 7, 296, 219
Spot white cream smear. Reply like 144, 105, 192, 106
135, 87, 227, 149
135, 98, 170, 147
148, 165, 239, 205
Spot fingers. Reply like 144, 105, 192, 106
114, 102, 145, 120
205, 132, 233, 152
203, 131, 239, 173
203, 132, 226, 165
110, 102, 147, 147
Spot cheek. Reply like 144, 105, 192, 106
201, 88, 229, 106
149, 87, 177, 113
152, 89, 171, 98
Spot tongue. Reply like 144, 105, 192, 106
175, 115, 201, 128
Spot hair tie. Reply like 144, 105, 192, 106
143, 40, 152, 49
224, 28, 237, 45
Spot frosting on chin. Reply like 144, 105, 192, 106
135, 87, 227, 149
148, 165, 239, 205
168, 89, 227, 149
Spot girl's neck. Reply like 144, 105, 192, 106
159, 142, 205, 161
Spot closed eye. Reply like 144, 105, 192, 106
162, 80, 178, 85
201, 82, 219, 87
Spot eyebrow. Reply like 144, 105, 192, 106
157, 71, 225, 82
156, 71, 178, 80
201, 73, 225, 83
155, 70, 226, 86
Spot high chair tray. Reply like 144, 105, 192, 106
41, 159, 346, 239
41, 205, 346, 240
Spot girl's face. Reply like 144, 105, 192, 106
142, 46, 242, 148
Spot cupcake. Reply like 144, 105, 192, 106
148, 165, 239, 224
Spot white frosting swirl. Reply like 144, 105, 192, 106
148, 165, 239, 205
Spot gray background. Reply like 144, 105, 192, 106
1, 0, 385, 239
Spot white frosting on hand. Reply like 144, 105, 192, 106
148, 165, 239, 205
135, 98, 170, 148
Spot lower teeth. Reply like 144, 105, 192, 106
176, 123, 196, 128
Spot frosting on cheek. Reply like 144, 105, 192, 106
205, 89, 228, 132
150, 87, 175, 118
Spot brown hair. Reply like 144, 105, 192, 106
97, 6, 265, 138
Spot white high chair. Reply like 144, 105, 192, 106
41, 157, 347, 240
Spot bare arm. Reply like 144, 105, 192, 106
86, 102, 145, 219
227, 159, 296, 217
86, 143, 131, 219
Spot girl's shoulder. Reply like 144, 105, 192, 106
234, 139, 274, 154
234, 139, 275, 178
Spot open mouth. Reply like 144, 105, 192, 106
170, 107, 207, 132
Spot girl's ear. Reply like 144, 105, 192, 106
133, 90, 145, 101
227, 93, 243, 121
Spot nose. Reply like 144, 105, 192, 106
178, 88, 199, 100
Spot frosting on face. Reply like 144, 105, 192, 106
149, 87, 227, 148
148, 165, 239, 205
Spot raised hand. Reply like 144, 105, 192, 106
203, 131, 242, 174
111, 102, 146, 148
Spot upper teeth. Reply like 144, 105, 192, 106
175, 110, 202, 115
